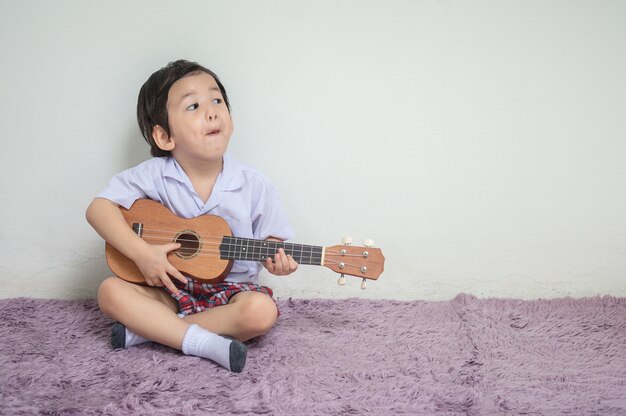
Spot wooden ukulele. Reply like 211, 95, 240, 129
105, 199, 385, 288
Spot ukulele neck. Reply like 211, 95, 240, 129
219, 236, 323, 266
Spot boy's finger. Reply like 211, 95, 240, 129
278, 249, 290, 270
274, 253, 283, 273
288, 255, 298, 271
164, 243, 182, 253
161, 274, 179, 294
169, 266, 188, 285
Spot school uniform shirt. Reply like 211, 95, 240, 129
96, 152, 295, 283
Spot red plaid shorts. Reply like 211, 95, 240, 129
165, 279, 277, 316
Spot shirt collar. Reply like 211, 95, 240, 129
163, 152, 244, 192
162, 156, 188, 186
218, 152, 245, 192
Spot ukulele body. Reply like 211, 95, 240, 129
105, 199, 233, 284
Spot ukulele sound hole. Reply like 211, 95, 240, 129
174, 230, 201, 259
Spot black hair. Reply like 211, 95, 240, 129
137, 59, 231, 157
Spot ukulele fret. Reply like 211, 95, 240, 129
219, 236, 323, 266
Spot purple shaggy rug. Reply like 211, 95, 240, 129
1, 294, 625, 415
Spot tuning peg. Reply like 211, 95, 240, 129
342, 236, 353, 245
361, 278, 367, 290
363, 239, 375, 248
338, 274, 346, 286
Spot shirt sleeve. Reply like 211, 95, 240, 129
250, 180, 295, 242
96, 165, 154, 209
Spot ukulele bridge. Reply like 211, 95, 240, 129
132, 222, 144, 238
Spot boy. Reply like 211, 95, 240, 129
86, 59, 298, 373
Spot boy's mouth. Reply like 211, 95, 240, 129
206, 129, 221, 136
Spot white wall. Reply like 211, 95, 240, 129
1, 0, 624, 300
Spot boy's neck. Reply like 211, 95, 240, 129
175, 156, 223, 203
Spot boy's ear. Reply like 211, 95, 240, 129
152, 125, 175, 151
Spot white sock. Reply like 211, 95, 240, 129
125, 327, 150, 348
113, 314, 185, 349
111, 322, 150, 349
181, 324, 247, 373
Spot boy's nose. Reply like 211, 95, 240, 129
206, 109, 218, 121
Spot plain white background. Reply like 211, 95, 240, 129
0, 0, 624, 300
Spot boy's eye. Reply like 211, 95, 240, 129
212, 98, 223, 104
186, 103, 199, 111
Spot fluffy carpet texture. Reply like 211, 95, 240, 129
1, 294, 625, 415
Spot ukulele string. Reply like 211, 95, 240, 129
138, 227, 307, 250
323, 250, 373, 258
141, 233, 285, 248
139, 231, 363, 263
138, 235, 224, 257
137, 227, 226, 243
140, 228, 354, 254
141, 234, 361, 268
319, 259, 364, 269
140, 243, 272, 260
134, 227, 323, 250
140, 233, 311, 260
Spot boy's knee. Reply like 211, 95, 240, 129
97, 276, 124, 315
236, 294, 278, 335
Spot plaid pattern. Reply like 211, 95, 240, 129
165, 279, 276, 316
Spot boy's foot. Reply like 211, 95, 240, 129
181, 324, 247, 373
111, 322, 126, 349
110, 322, 150, 349
226, 337, 247, 373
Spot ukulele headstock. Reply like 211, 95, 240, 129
323, 237, 385, 289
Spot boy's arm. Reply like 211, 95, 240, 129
86, 197, 187, 293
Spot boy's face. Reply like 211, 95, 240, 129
159, 71, 233, 166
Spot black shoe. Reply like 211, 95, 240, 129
229, 339, 247, 373
223, 335, 247, 373
111, 322, 126, 349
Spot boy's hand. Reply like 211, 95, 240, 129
263, 248, 299, 276
135, 242, 187, 294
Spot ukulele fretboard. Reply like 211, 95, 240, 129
219, 236, 323, 266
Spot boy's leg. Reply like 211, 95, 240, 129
182, 291, 279, 342
97, 276, 187, 349
97, 277, 247, 372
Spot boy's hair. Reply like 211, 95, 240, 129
137, 59, 231, 157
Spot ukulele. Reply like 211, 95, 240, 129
105, 199, 385, 288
